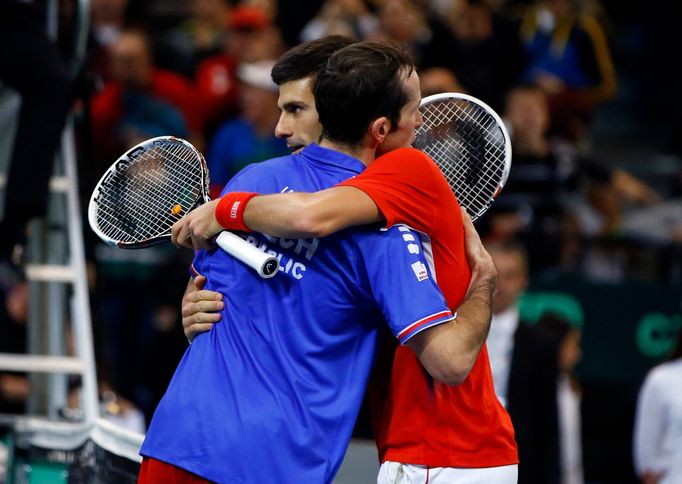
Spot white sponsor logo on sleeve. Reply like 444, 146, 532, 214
411, 261, 428, 281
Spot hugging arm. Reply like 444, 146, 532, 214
171, 186, 380, 249
243, 186, 381, 238
406, 209, 496, 385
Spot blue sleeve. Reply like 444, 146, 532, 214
359, 226, 453, 344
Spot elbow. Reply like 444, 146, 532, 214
429, 358, 474, 386
434, 372, 466, 387
411, 329, 479, 386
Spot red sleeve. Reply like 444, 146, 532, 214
338, 147, 443, 234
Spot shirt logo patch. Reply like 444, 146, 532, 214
411, 261, 428, 281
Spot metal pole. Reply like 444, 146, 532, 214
62, 120, 100, 423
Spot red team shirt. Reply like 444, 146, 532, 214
340, 147, 518, 468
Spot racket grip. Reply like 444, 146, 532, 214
215, 231, 279, 279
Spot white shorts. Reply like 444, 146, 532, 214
377, 461, 518, 484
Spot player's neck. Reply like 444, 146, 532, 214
319, 139, 375, 167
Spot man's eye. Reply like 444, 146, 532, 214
287, 106, 302, 114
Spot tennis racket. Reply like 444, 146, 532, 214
414, 92, 512, 221
88, 136, 279, 278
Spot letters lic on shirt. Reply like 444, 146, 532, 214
242, 233, 320, 280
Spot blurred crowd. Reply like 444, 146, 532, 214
1, 0, 682, 482
82, 0, 682, 281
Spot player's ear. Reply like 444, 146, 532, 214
369, 116, 391, 144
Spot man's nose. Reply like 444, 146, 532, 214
275, 117, 290, 139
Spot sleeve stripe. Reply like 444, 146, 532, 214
189, 263, 201, 278
398, 310, 453, 343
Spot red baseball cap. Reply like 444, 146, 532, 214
228, 6, 270, 31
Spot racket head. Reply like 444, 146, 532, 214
414, 92, 512, 221
88, 136, 210, 248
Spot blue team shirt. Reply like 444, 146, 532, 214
140, 144, 453, 483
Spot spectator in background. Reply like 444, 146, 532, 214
206, 60, 287, 196
560, 158, 662, 281
517, 0, 617, 143
194, 4, 284, 134
89, 0, 129, 83
566, 167, 621, 238
486, 240, 561, 484
633, 328, 682, 484
299, 0, 378, 42
155, 0, 231, 79
444, 0, 525, 112
536, 314, 585, 484
0, 0, 71, 266
225, 4, 284, 63
419, 66, 464, 97
369, 0, 457, 71
90, 29, 202, 165
489, 84, 568, 270
492, 83, 660, 273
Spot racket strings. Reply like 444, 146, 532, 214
119, 143, 201, 234
415, 99, 507, 219
95, 141, 204, 243
97, 171, 198, 241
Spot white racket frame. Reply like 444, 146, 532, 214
417, 92, 512, 220
88, 136, 279, 278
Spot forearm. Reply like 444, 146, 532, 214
408, 209, 497, 385
243, 192, 329, 238
407, 272, 494, 386
243, 187, 381, 238
449, 270, 496, 369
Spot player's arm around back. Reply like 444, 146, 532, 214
243, 186, 381, 238
171, 186, 380, 249
406, 209, 497, 386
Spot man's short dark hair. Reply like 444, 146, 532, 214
271, 36, 355, 86
313, 42, 415, 146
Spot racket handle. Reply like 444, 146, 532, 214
215, 231, 279, 279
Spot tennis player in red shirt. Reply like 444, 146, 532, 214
175, 40, 518, 483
